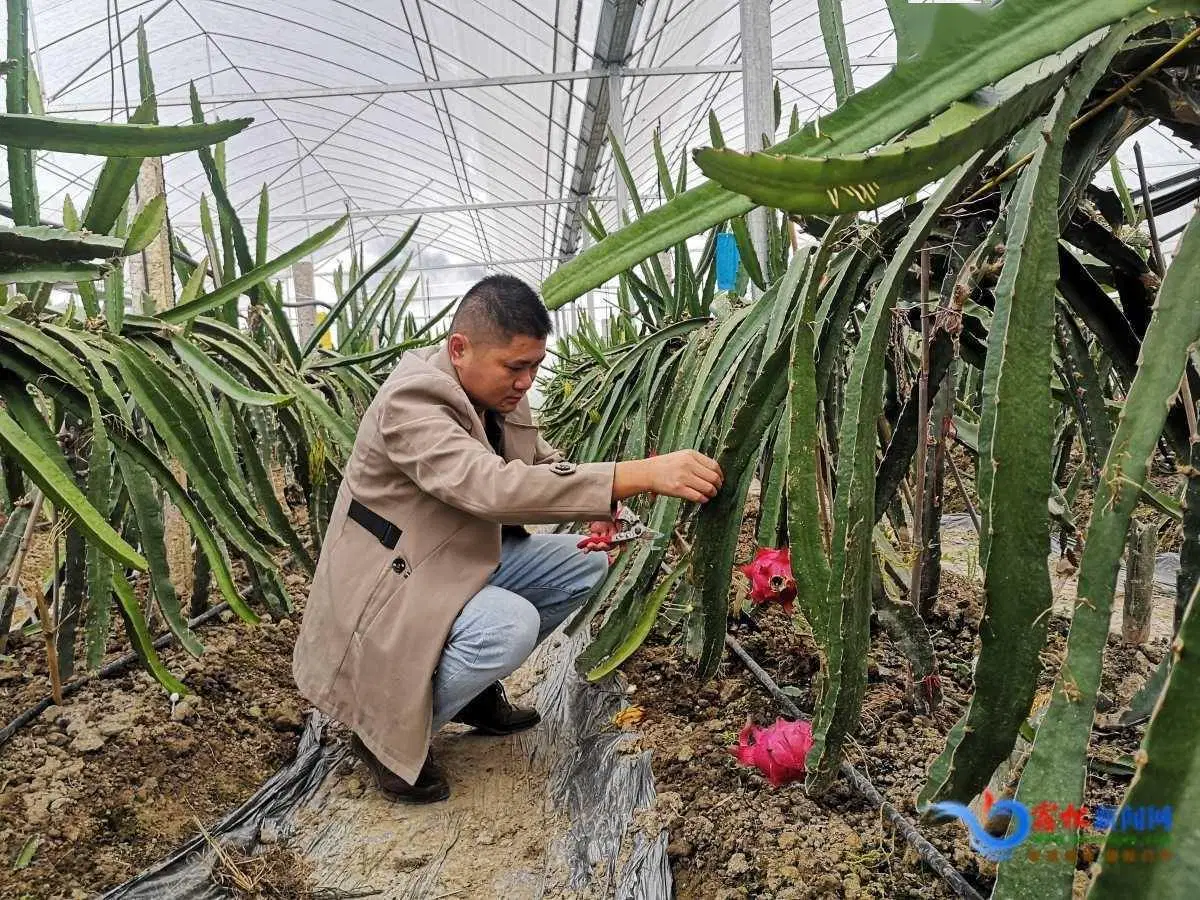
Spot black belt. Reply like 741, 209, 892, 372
348, 499, 402, 549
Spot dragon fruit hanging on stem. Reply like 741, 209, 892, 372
739, 546, 797, 614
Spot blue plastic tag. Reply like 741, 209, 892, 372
715, 231, 739, 291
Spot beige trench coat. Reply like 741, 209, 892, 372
293, 344, 616, 782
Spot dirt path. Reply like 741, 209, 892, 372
293, 666, 566, 899
290, 520, 665, 900
289, 628, 662, 900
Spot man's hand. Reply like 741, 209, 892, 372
614, 449, 723, 504
577, 518, 618, 553
648, 449, 724, 501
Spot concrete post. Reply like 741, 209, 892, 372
133, 156, 193, 597
128, 157, 175, 315
292, 261, 317, 343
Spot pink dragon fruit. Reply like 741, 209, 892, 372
739, 547, 796, 614
728, 717, 814, 787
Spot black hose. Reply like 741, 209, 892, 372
724, 634, 984, 900
0, 601, 231, 749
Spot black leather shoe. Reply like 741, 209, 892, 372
350, 734, 449, 803
451, 681, 541, 735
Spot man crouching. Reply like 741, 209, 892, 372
293, 274, 723, 802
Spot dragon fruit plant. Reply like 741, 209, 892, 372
739, 547, 797, 614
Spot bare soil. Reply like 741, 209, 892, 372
0, 467, 1174, 899
623, 581, 982, 900
0, 562, 313, 900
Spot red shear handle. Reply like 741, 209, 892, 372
577, 503, 634, 553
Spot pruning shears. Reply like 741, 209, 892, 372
577, 503, 663, 552
609, 504, 664, 545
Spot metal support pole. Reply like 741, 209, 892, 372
1134, 142, 1165, 275
54, 57, 895, 113
581, 225, 598, 326
739, 0, 773, 288
608, 70, 628, 228
177, 195, 617, 228
415, 242, 431, 332
54, 57, 895, 114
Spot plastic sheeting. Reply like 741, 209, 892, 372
14, 2, 1194, 314
18, 0, 901, 280
941, 512, 1184, 595
100, 712, 345, 900
100, 627, 669, 899
523, 629, 669, 898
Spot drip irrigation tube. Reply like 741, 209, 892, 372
724, 634, 985, 900
0, 601, 232, 750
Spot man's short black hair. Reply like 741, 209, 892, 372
449, 274, 553, 345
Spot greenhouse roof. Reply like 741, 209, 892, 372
6, 0, 1199, 304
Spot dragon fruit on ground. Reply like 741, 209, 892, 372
728, 717, 815, 787
739, 547, 796, 614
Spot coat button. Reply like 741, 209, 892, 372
391, 558, 407, 575
549, 460, 576, 476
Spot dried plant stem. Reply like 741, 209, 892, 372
1071, 25, 1200, 131
5, 492, 44, 604
673, 528, 692, 555
51, 507, 60, 636
9, 491, 63, 704
946, 450, 982, 536
1, 493, 44, 655
1181, 374, 1199, 444
910, 249, 933, 610
33, 559, 63, 705
962, 26, 1200, 204
194, 815, 255, 892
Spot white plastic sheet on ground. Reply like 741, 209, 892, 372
101, 626, 668, 899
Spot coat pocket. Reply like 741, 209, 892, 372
355, 547, 412, 638
353, 519, 469, 639
352, 551, 411, 637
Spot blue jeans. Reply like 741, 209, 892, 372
431, 532, 608, 730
